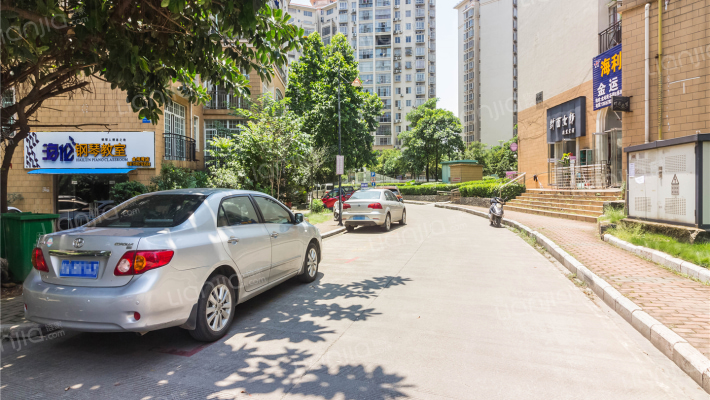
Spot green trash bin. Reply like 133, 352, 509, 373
1, 213, 59, 283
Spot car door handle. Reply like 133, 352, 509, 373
228, 237, 239, 244
270, 232, 279, 238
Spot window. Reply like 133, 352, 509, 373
304, 28, 314, 35
405, 87, 411, 94
359, 35, 373, 46
376, 35, 391, 45
304, 10, 313, 16
360, 74, 374, 84
322, 26, 331, 35
375, 60, 391, 71
375, 0, 390, 6
164, 100, 186, 136
377, 48, 391, 58
405, 36, 411, 43
218, 196, 260, 227
205, 120, 242, 158
395, 112, 401, 119
416, 34, 424, 42
394, 23, 401, 31
406, 23, 411, 30
395, 74, 401, 82
339, 14, 348, 22
360, 10, 372, 20
395, 100, 401, 107
90, 194, 206, 228
405, 10, 411, 17
253, 197, 292, 224
395, 37, 401, 43
375, 9, 391, 19
405, 74, 412, 82
375, 21, 391, 32
362, 87, 375, 95
359, 61, 374, 72
395, 87, 401, 94
193, 116, 200, 150
405, 61, 412, 68
406, 99, 411, 106
415, 46, 425, 56
416, 73, 425, 81
327, 8, 334, 15
377, 73, 391, 83
376, 125, 391, 135
395, 11, 400, 18
359, 49, 374, 59
340, 1, 348, 8
360, 23, 373, 33
396, 126, 401, 133
377, 86, 391, 96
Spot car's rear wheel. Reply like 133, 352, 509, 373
399, 210, 407, 225
345, 225, 355, 232
299, 243, 319, 283
189, 275, 235, 342
382, 213, 391, 231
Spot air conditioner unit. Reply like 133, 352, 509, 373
398, 106, 402, 110
396, 119, 401, 123
394, 4, 400, 8
400, 94, 403, 97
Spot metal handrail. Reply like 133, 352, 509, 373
498, 172, 526, 197
599, 21, 622, 53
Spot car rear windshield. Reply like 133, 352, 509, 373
88, 194, 206, 228
349, 191, 382, 200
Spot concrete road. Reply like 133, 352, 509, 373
1, 204, 706, 399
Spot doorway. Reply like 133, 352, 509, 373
595, 108, 623, 187
56, 174, 128, 230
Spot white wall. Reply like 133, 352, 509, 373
518, 0, 598, 111
479, 0, 514, 146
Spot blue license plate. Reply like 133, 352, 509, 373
352, 216, 367, 220
60, 260, 99, 278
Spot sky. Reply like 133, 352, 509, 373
288, 0, 459, 116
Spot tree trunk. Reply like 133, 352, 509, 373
435, 144, 439, 181
1, 140, 19, 213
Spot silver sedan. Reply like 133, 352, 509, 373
341, 188, 406, 232
24, 189, 322, 342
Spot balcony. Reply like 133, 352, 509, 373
205, 89, 249, 110
599, 21, 621, 53
164, 133, 197, 162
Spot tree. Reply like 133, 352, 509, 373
231, 95, 312, 200
374, 149, 405, 178
463, 141, 488, 171
287, 33, 382, 182
485, 136, 518, 178
399, 98, 464, 181
0, 0, 303, 212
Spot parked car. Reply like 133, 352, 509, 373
341, 188, 406, 232
379, 186, 403, 202
24, 189, 322, 342
321, 188, 355, 210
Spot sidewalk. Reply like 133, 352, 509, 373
458, 204, 710, 358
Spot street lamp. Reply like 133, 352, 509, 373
336, 66, 362, 226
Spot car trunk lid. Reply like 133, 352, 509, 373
41, 227, 159, 287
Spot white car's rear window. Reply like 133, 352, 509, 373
349, 191, 383, 200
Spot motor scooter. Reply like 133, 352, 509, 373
489, 197, 506, 227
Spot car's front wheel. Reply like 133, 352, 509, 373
299, 243, 319, 283
189, 275, 236, 342
399, 209, 407, 225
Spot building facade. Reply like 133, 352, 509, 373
6, 71, 287, 216
287, 0, 437, 150
454, 0, 517, 147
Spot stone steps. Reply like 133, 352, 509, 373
504, 205, 599, 223
507, 199, 604, 214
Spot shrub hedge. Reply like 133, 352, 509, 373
398, 180, 525, 199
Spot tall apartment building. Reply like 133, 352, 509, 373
288, 0, 437, 149
454, 0, 517, 147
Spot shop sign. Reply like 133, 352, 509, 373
24, 131, 155, 169
593, 44, 622, 110
547, 97, 586, 144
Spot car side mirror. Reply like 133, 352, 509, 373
294, 213, 304, 224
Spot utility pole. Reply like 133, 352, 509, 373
335, 64, 362, 227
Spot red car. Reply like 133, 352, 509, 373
321, 188, 355, 209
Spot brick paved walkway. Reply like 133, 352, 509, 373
459, 204, 710, 358
1, 295, 28, 327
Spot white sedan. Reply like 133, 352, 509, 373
341, 189, 406, 232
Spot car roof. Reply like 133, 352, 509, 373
148, 188, 270, 197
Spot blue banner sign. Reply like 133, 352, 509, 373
547, 97, 586, 144
593, 44, 622, 110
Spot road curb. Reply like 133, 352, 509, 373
321, 226, 346, 239
435, 203, 710, 393
603, 233, 710, 284
403, 200, 436, 205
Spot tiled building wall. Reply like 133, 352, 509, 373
619, 0, 710, 147
517, 80, 596, 189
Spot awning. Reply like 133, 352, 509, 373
27, 168, 136, 175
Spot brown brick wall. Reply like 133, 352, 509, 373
518, 80, 597, 189
620, 0, 710, 148
8, 69, 283, 213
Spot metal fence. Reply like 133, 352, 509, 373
550, 164, 609, 190
164, 133, 197, 162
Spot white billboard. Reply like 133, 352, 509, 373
24, 131, 155, 169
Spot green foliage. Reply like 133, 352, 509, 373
151, 163, 206, 191
398, 184, 458, 195
206, 167, 242, 189
109, 181, 148, 204
287, 33, 382, 173
608, 225, 710, 268
374, 149, 406, 177
599, 207, 627, 224
399, 98, 464, 181
309, 199, 325, 213
398, 179, 525, 199
463, 136, 519, 178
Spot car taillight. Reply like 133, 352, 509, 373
114, 250, 174, 276
31, 248, 49, 272
342, 203, 351, 209
368, 203, 383, 209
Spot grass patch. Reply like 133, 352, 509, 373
608, 225, 710, 268
598, 207, 626, 224
304, 210, 333, 225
